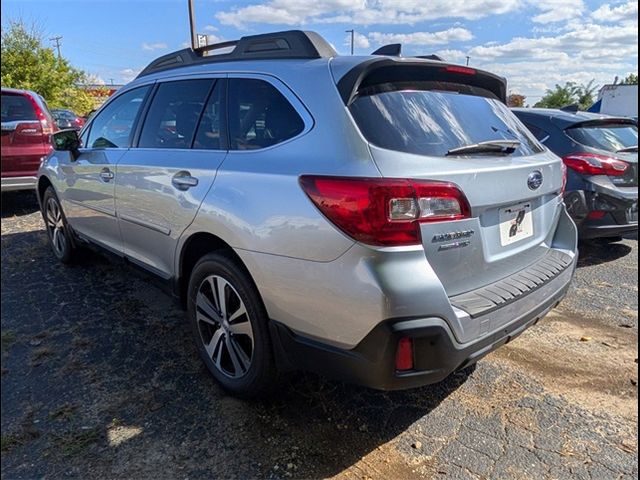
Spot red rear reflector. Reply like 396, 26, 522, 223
588, 210, 607, 219
395, 337, 414, 371
299, 176, 471, 247
444, 65, 476, 75
562, 153, 628, 177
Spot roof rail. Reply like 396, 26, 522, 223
137, 30, 337, 79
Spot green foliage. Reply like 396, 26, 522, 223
1, 19, 95, 115
623, 73, 638, 85
534, 80, 598, 111
507, 93, 526, 108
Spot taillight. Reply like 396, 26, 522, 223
560, 161, 568, 194
299, 176, 471, 247
562, 153, 628, 177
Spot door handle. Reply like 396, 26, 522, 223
100, 168, 114, 182
172, 171, 199, 190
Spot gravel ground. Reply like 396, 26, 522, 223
1, 190, 638, 480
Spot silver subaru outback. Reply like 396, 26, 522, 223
38, 31, 577, 397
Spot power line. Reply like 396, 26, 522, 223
50, 35, 63, 59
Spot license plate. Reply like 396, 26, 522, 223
627, 203, 638, 223
499, 202, 533, 246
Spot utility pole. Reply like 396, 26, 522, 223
466, 56, 471, 66
50, 36, 63, 59
345, 29, 354, 55
188, 0, 197, 50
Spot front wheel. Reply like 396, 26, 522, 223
42, 187, 76, 264
187, 252, 277, 397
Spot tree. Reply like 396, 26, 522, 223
534, 80, 598, 110
1, 19, 95, 115
623, 73, 638, 85
507, 93, 526, 107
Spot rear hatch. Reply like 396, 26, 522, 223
562, 119, 638, 187
1, 91, 54, 177
335, 60, 566, 296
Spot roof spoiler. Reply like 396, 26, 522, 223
137, 30, 337, 79
370, 45, 445, 62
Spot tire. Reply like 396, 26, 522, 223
187, 251, 277, 397
41, 186, 76, 264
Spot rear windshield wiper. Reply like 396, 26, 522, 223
616, 145, 638, 153
446, 140, 521, 156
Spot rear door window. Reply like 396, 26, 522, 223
349, 81, 543, 157
565, 123, 638, 153
227, 79, 304, 150
193, 80, 225, 150
139, 79, 214, 149
1, 94, 37, 122
86, 86, 150, 149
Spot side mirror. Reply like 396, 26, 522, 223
52, 129, 81, 160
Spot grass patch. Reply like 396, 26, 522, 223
29, 346, 54, 366
49, 403, 78, 421
50, 428, 102, 457
1, 330, 17, 350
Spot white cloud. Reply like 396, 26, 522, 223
204, 25, 219, 32
120, 68, 142, 82
368, 28, 473, 46
433, 49, 469, 62
141, 42, 168, 51
215, 0, 523, 27
591, 1, 638, 23
348, 32, 370, 49
528, 0, 584, 24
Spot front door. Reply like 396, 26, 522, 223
62, 86, 151, 254
115, 78, 227, 278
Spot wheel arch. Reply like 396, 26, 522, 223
177, 231, 256, 308
37, 175, 54, 205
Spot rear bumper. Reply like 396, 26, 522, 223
271, 258, 575, 390
565, 189, 638, 239
1, 176, 37, 192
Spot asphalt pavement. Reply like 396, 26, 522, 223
1, 191, 637, 479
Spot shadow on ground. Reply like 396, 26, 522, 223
1, 223, 472, 478
577, 238, 634, 268
1, 191, 40, 218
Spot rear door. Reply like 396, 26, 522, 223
62, 85, 151, 254
115, 77, 226, 278
346, 69, 565, 296
1, 91, 52, 178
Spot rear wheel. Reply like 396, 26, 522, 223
42, 187, 76, 264
187, 252, 277, 397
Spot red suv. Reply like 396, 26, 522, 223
1, 88, 57, 192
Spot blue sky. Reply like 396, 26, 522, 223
2, 0, 638, 102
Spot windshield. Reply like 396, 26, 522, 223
349, 82, 543, 157
565, 123, 638, 152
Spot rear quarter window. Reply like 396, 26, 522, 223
349, 82, 543, 157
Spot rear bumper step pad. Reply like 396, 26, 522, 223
450, 249, 574, 318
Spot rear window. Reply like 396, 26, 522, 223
349, 82, 543, 157
565, 123, 638, 153
1, 94, 37, 122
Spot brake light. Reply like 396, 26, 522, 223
443, 65, 476, 75
562, 153, 628, 177
299, 176, 471, 247
22, 93, 54, 135
395, 337, 414, 371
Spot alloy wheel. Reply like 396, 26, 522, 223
195, 274, 254, 379
45, 197, 66, 257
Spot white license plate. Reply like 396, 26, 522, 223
499, 202, 533, 246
